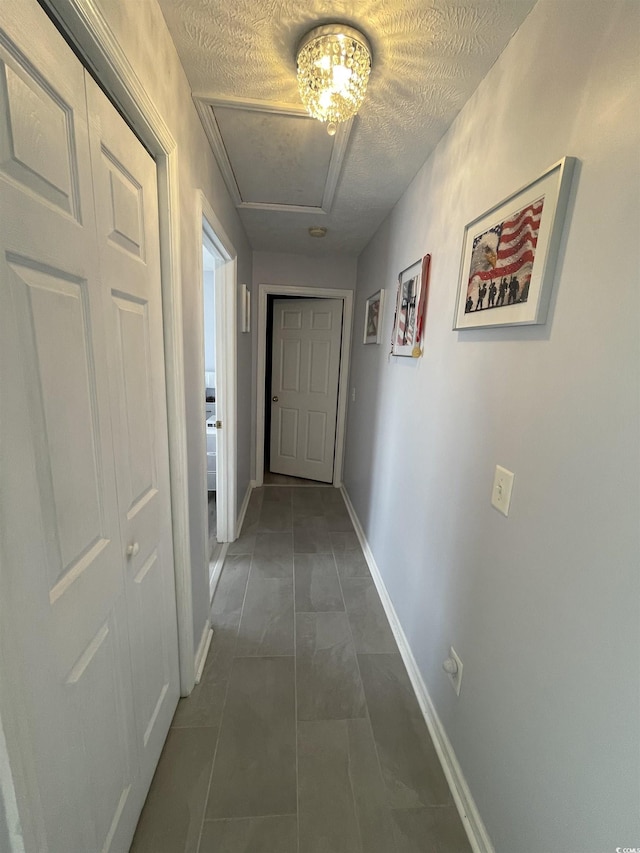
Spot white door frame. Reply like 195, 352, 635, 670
256, 284, 353, 487
43, 0, 196, 694
196, 192, 238, 555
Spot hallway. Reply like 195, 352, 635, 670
130, 485, 471, 852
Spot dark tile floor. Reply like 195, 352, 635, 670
130, 484, 472, 853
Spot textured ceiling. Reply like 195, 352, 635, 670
157, 0, 537, 255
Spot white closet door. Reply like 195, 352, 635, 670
0, 4, 138, 851
270, 298, 343, 483
86, 74, 179, 791
0, 2, 179, 850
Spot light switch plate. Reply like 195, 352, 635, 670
491, 465, 515, 516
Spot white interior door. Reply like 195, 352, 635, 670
0, 2, 178, 850
86, 75, 179, 790
270, 297, 343, 483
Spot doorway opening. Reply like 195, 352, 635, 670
199, 197, 238, 601
265, 295, 344, 484
202, 235, 223, 567
256, 284, 354, 488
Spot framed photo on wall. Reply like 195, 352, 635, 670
453, 157, 575, 330
363, 289, 385, 344
391, 254, 431, 357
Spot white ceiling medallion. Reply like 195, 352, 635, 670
193, 94, 353, 215
297, 24, 372, 136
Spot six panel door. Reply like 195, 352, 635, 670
0, 2, 179, 850
86, 74, 179, 795
270, 298, 343, 483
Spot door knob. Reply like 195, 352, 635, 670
126, 542, 140, 557
272, 396, 279, 402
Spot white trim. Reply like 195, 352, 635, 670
0, 719, 25, 853
209, 543, 229, 603
199, 193, 238, 546
340, 486, 496, 853
255, 284, 353, 487
193, 95, 352, 214
238, 201, 327, 214
193, 624, 213, 685
43, 0, 196, 695
208, 479, 254, 607
194, 93, 312, 116
236, 480, 256, 538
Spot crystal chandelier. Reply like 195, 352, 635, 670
296, 24, 372, 135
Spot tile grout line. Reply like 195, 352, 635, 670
194, 546, 253, 853
331, 542, 367, 853
291, 491, 301, 853
202, 812, 298, 824
332, 499, 401, 853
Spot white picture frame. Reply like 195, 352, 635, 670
363, 288, 385, 344
453, 157, 575, 330
391, 255, 431, 357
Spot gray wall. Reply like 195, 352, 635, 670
95, 0, 254, 652
252, 251, 357, 292
343, 1, 640, 850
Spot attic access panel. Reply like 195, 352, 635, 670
195, 97, 353, 213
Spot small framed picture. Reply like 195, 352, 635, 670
391, 255, 431, 357
453, 157, 575, 330
363, 289, 385, 345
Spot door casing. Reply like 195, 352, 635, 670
256, 284, 354, 487
196, 192, 238, 602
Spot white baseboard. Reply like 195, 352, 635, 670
207, 481, 254, 606
209, 542, 229, 603
193, 622, 213, 685
340, 487, 495, 853
236, 479, 256, 538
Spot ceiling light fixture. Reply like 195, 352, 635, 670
296, 24, 372, 136
308, 226, 328, 238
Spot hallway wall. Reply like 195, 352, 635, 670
343, 1, 640, 851
93, 0, 254, 654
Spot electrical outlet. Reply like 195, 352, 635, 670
491, 465, 515, 516
443, 646, 463, 696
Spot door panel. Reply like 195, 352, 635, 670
128, 547, 171, 747
0, 52, 80, 218
65, 611, 133, 853
111, 292, 157, 515
306, 410, 328, 462
309, 340, 330, 394
103, 149, 145, 258
7, 260, 105, 590
86, 74, 179, 790
270, 298, 343, 482
280, 338, 301, 390
278, 408, 299, 458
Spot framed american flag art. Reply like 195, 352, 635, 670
453, 157, 576, 330
391, 254, 431, 357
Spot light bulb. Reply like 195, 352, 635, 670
327, 122, 337, 136
319, 90, 333, 110
332, 64, 352, 92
